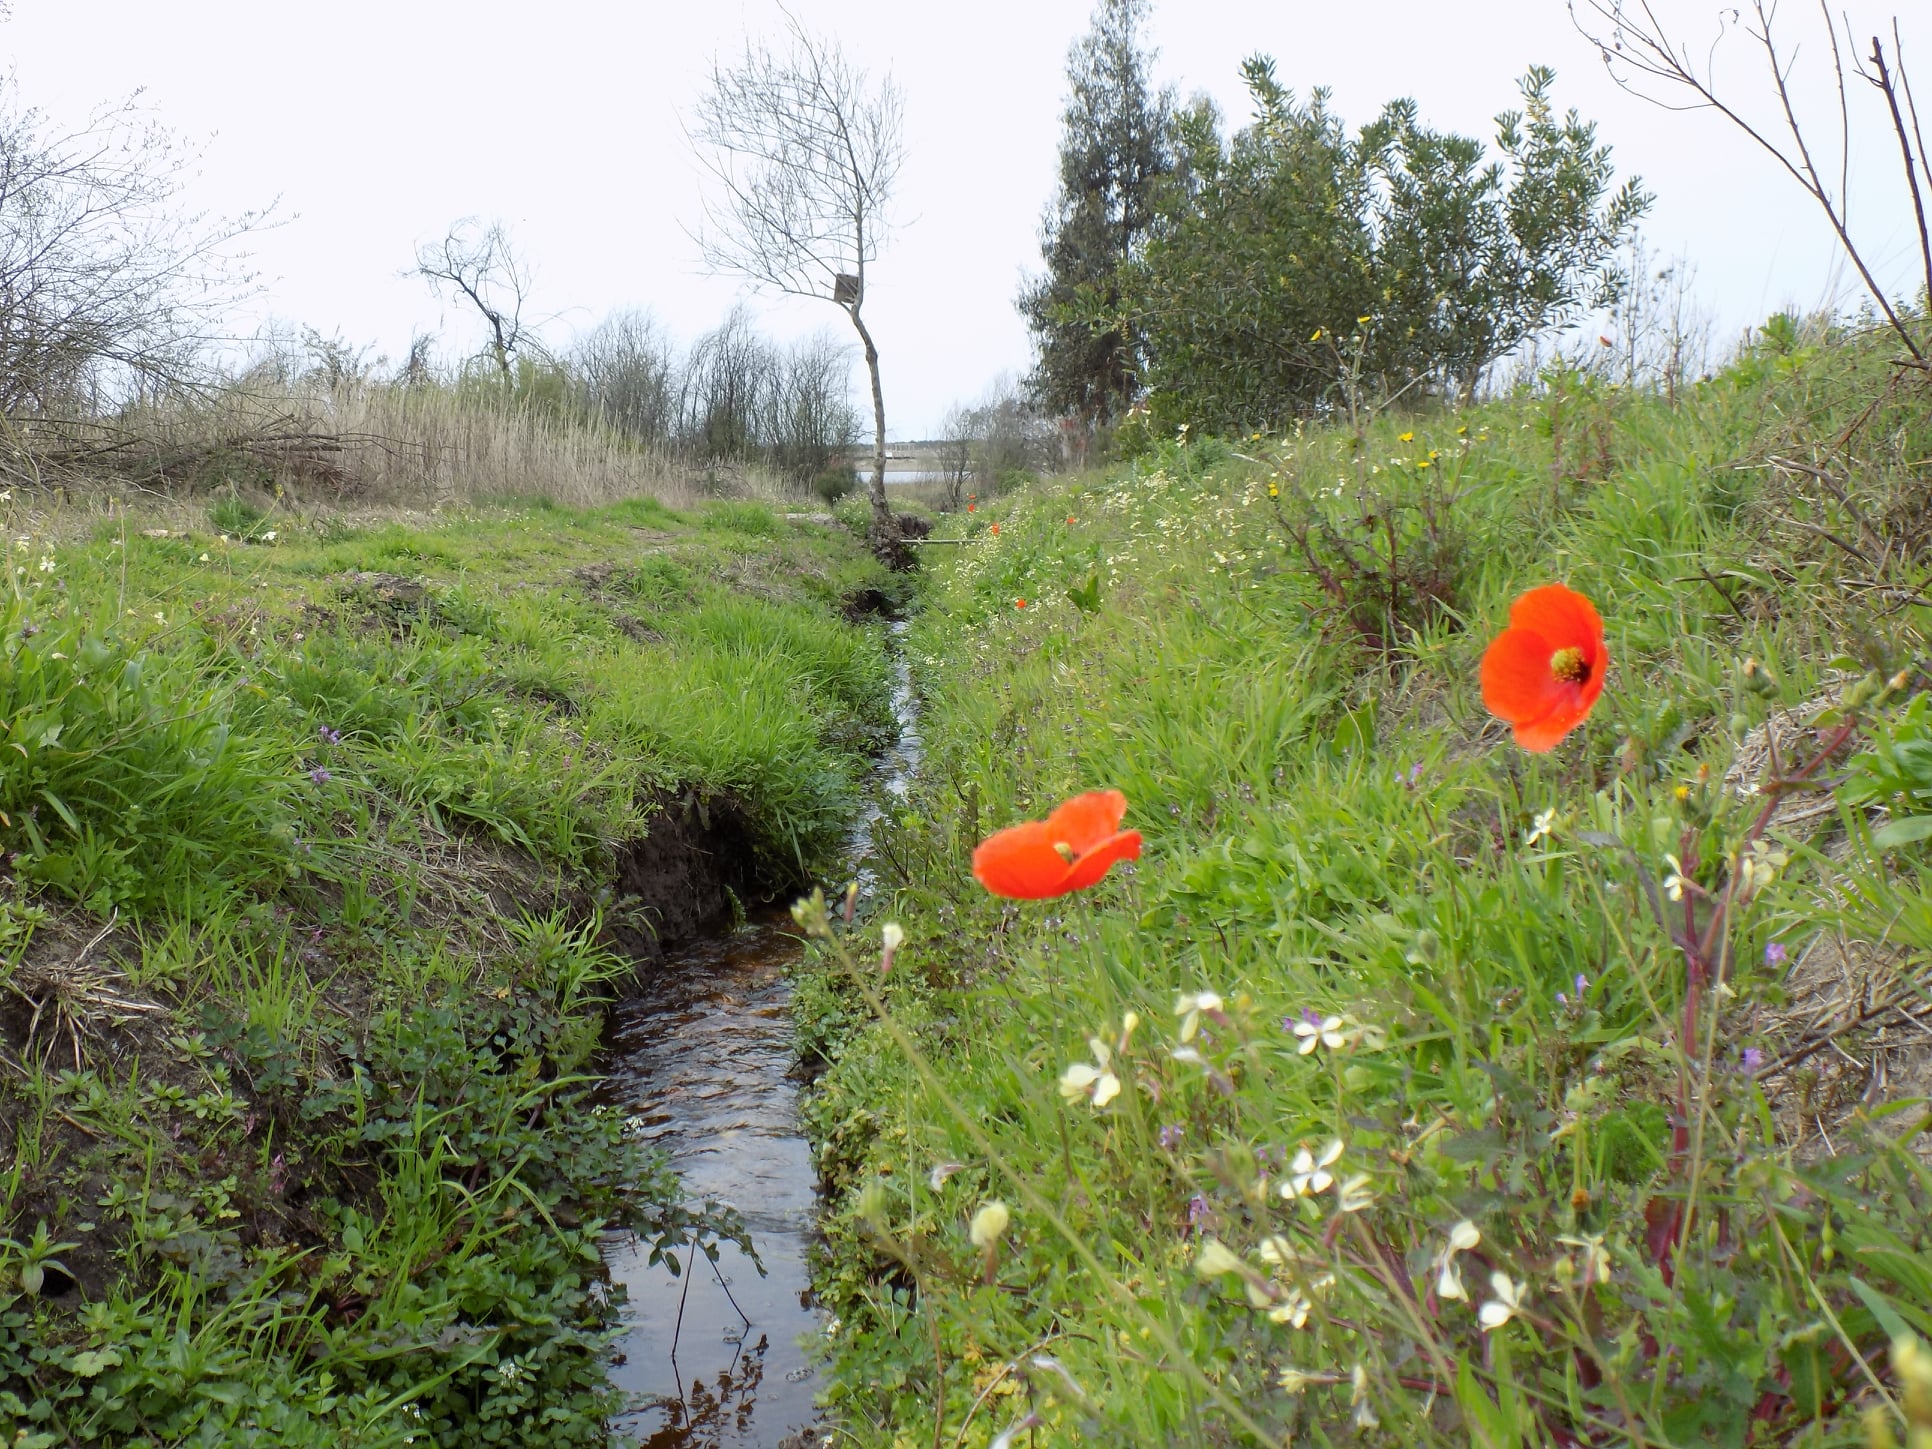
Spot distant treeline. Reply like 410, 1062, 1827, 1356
245, 304, 864, 492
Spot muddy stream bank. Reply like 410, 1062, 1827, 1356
599, 622, 921, 1448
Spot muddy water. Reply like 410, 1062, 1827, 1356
601, 623, 921, 1448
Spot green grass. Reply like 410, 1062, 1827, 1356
799, 333, 1932, 1444
0, 494, 899, 1445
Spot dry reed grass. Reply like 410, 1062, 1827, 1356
2, 381, 817, 515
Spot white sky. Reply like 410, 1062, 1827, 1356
5, 1, 1926, 437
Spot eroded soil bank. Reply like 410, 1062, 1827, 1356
600, 622, 921, 1448
0, 496, 901, 1447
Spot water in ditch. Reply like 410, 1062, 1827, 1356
601, 622, 921, 1448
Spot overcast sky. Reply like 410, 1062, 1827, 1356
5, 1, 1926, 436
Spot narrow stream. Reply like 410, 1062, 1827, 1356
601, 622, 921, 1448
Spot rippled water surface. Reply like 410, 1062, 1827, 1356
601, 922, 819, 1447
601, 622, 920, 1447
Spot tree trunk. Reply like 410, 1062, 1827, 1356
846, 303, 904, 564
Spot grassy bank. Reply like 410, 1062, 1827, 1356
801, 333, 1932, 1444
0, 489, 897, 1445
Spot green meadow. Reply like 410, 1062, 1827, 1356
796, 329, 1932, 1446
0, 491, 896, 1445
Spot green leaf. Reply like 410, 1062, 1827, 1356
1873, 815, 1932, 848
67, 1347, 122, 1377
1848, 1276, 1913, 1343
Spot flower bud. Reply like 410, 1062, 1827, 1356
1740, 657, 1778, 697
969, 1200, 1011, 1249
1843, 672, 1885, 712
1897, 1333, 1932, 1427
1193, 1238, 1243, 1278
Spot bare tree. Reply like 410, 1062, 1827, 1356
1572, 2, 1931, 366
679, 303, 776, 459
413, 219, 538, 384
762, 331, 862, 482
935, 403, 975, 511
0, 79, 267, 416
689, 14, 906, 552
572, 309, 679, 444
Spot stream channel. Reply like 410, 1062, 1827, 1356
600, 621, 922, 1448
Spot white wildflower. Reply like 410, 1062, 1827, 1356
1059, 1036, 1121, 1109
1557, 1232, 1612, 1286
1435, 1219, 1481, 1300
1280, 1140, 1344, 1199
1336, 1173, 1375, 1214
1663, 854, 1688, 901
1479, 1271, 1525, 1331
1175, 990, 1223, 1042
1193, 1237, 1242, 1279
1293, 1014, 1346, 1055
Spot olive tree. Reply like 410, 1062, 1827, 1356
689, 15, 906, 553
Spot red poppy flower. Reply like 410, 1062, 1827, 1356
1480, 584, 1608, 751
1014, 598, 1027, 610
972, 790, 1143, 900
990, 523, 1000, 535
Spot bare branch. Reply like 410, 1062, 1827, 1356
412, 219, 538, 382
1570, 0, 1926, 362
0, 78, 271, 414
688, 13, 906, 552
1862, 34, 1932, 312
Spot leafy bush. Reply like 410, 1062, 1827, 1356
814, 464, 858, 505
1121, 62, 1647, 427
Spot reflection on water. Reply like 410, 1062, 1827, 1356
602, 622, 921, 1448
602, 923, 820, 1447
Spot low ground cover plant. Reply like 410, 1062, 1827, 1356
0, 493, 897, 1444
797, 324, 1932, 1445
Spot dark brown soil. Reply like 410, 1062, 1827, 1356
611, 789, 767, 959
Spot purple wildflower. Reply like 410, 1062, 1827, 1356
309, 768, 332, 786
1764, 941, 1787, 968
317, 725, 342, 746
1186, 1194, 1210, 1227
1575, 974, 1590, 995
1556, 992, 1568, 1007
1741, 1047, 1765, 1076
1159, 1123, 1185, 1150
1409, 761, 1425, 784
